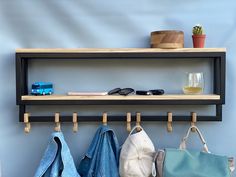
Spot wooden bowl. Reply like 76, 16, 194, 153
150, 30, 184, 49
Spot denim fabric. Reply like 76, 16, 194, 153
34, 132, 80, 177
78, 125, 120, 177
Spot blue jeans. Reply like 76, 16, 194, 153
34, 132, 80, 177
78, 125, 120, 177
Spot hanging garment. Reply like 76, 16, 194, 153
160, 126, 235, 177
153, 150, 165, 177
34, 132, 80, 177
78, 125, 120, 177
119, 126, 156, 177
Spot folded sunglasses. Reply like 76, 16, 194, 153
108, 88, 134, 96
108, 88, 164, 96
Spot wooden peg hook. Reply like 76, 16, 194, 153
126, 112, 131, 132
102, 112, 107, 126
54, 113, 61, 132
136, 112, 141, 132
24, 113, 31, 133
73, 112, 78, 133
167, 112, 173, 132
191, 112, 197, 132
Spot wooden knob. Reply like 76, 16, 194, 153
167, 112, 173, 132
136, 112, 141, 132
73, 112, 78, 132
24, 113, 31, 133
54, 113, 61, 132
102, 112, 107, 125
127, 113, 131, 132
191, 112, 197, 132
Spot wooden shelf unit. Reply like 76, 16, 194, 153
22, 94, 220, 101
16, 48, 226, 53
16, 48, 226, 122
21, 94, 221, 105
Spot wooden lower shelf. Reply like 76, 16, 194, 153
20, 94, 221, 105
18, 94, 223, 121
22, 94, 220, 101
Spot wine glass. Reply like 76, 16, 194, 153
183, 72, 204, 94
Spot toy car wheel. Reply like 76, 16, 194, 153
49, 92, 52, 95
42, 92, 45, 95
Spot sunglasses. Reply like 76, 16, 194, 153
108, 88, 134, 96
108, 88, 164, 96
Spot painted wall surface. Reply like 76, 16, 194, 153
0, 0, 236, 176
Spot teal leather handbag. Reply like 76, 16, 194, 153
163, 126, 234, 177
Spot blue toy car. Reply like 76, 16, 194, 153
31, 82, 54, 95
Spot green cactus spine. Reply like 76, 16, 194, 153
192, 25, 204, 35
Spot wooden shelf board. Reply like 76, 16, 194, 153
21, 94, 220, 101
16, 48, 226, 53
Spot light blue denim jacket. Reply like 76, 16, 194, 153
78, 125, 120, 177
34, 132, 80, 177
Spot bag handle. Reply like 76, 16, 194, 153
129, 125, 143, 136
179, 125, 210, 153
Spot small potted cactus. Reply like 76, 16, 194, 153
192, 25, 206, 48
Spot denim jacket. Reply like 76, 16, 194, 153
34, 132, 80, 177
78, 125, 120, 177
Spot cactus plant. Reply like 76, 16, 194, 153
192, 24, 206, 48
192, 25, 204, 35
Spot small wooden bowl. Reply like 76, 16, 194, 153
150, 30, 184, 49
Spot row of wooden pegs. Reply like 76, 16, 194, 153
23, 112, 197, 133
23, 112, 78, 133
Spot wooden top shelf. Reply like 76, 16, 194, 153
22, 94, 220, 101
16, 48, 226, 53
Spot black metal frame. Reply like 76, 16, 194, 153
16, 50, 226, 122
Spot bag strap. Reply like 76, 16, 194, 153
179, 125, 210, 153
228, 157, 235, 173
129, 125, 143, 136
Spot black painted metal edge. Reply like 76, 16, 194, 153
19, 115, 222, 122
16, 52, 226, 59
18, 99, 222, 105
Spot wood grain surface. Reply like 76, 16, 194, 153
21, 94, 220, 100
16, 48, 226, 53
